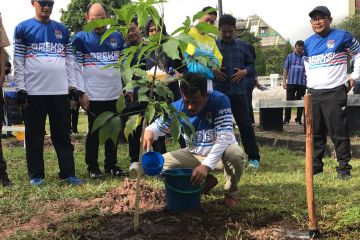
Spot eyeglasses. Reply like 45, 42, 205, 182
35, 0, 54, 7
310, 17, 327, 23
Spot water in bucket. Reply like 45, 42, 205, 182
162, 168, 204, 213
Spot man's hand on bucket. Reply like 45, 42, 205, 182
190, 165, 210, 185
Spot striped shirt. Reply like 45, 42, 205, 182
146, 90, 237, 170
283, 52, 306, 86
13, 18, 76, 95
304, 29, 360, 89
72, 31, 125, 101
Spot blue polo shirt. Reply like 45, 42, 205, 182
283, 52, 306, 86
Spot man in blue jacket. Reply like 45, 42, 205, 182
213, 14, 261, 169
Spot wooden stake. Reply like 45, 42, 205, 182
304, 94, 320, 238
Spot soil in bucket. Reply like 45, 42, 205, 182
162, 168, 204, 213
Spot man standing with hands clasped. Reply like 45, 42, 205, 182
304, 6, 360, 180
14, 0, 83, 185
213, 14, 261, 170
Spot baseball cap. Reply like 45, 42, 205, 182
309, 6, 331, 18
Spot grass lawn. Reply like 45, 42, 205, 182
0, 112, 359, 239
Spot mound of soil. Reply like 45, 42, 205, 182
100, 178, 165, 213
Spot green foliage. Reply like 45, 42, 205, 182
282, 40, 293, 61
334, 12, 360, 41
263, 46, 283, 75
60, 0, 130, 33
84, 0, 219, 146
238, 31, 262, 46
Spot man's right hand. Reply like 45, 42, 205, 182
80, 94, 89, 112
212, 68, 226, 81
282, 80, 287, 89
16, 90, 28, 109
143, 129, 155, 151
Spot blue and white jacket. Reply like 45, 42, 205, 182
304, 29, 360, 89
72, 31, 125, 101
13, 18, 76, 95
146, 91, 237, 170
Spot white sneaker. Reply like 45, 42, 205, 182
129, 162, 139, 172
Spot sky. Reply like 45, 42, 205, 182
1, 0, 351, 58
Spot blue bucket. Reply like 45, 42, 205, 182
142, 151, 164, 176
162, 168, 205, 212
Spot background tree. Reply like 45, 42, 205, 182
60, 0, 129, 33
334, 10, 360, 41
263, 46, 283, 75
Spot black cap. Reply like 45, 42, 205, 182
309, 6, 331, 18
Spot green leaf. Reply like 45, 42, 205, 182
116, 94, 126, 113
171, 26, 186, 36
138, 93, 150, 102
92, 111, 115, 133
145, 103, 156, 123
162, 39, 180, 60
174, 34, 198, 48
195, 22, 219, 35
98, 122, 110, 145
100, 27, 117, 44
169, 113, 180, 143
137, 86, 150, 95
124, 114, 143, 140
109, 116, 121, 144
123, 68, 133, 84
192, 11, 206, 22
148, 6, 161, 26
132, 67, 148, 80
83, 18, 117, 32
153, 85, 167, 100
178, 111, 195, 134
137, 7, 149, 27
195, 55, 210, 67
183, 16, 191, 28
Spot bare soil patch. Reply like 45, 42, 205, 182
1, 179, 306, 240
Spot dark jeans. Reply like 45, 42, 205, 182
24, 95, 75, 179
284, 84, 306, 123
86, 100, 118, 172
308, 85, 352, 174
70, 101, 80, 133
245, 78, 256, 124
0, 93, 9, 179
228, 94, 260, 161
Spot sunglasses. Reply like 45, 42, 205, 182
35, 0, 54, 7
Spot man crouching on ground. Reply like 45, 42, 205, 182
143, 73, 245, 207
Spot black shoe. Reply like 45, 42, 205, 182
105, 165, 128, 177
1, 176, 14, 187
89, 168, 104, 179
337, 173, 352, 180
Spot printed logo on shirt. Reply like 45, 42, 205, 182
205, 112, 213, 124
54, 30, 63, 40
309, 52, 335, 64
327, 40, 335, 49
110, 38, 118, 48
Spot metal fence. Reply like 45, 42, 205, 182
257, 74, 283, 87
